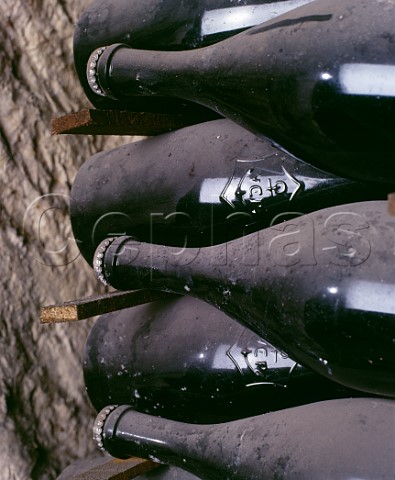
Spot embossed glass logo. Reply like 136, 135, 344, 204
220, 156, 304, 210
224, 328, 298, 387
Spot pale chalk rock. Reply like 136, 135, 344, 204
0, 1, 138, 478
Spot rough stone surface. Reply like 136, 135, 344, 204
0, 1, 136, 478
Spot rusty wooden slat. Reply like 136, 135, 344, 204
71, 456, 159, 480
51, 108, 216, 136
388, 193, 395, 216
40, 290, 177, 323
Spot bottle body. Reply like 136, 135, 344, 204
96, 201, 395, 397
84, 296, 364, 423
74, 0, 315, 111
91, 0, 395, 184
95, 399, 395, 479
70, 119, 389, 264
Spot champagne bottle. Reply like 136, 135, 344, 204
94, 201, 395, 397
93, 399, 395, 479
75, 0, 315, 112
70, 119, 389, 264
84, 295, 365, 424
87, 0, 395, 184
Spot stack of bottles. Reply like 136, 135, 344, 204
69, 0, 395, 478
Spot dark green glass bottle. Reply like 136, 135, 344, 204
87, 0, 395, 183
70, 119, 389, 264
84, 296, 365, 424
75, 0, 314, 112
94, 201, 395, 397
93, 399, 395, 479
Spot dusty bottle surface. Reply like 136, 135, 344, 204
75, 0, 314, 112
95, 201, 395, 397
93, 399, 395, 479
88, 0, 395, 183
84, 296, 365, 423
70, 119, 389, 264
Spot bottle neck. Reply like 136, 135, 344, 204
101, 406, 222, 478
94, 44, 210, 105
